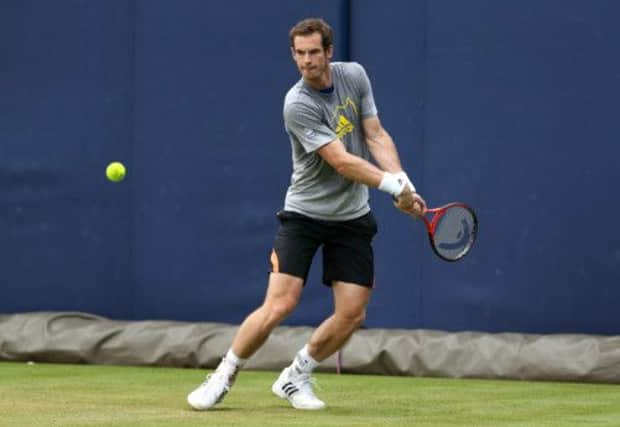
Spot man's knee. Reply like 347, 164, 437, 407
257, 273, 304, 327
268, 298, 297, 320
337, 306, 366, 329
262, 293, 299, 326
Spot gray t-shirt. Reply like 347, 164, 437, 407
282, 62, 378, 221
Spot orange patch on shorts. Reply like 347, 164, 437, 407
270, 249, 279, 273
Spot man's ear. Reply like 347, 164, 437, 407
326, 45, 334, 60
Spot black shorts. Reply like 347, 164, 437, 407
270, 210, 378, 287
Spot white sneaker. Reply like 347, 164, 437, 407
187, 372, 232, 410
271, 366, 326, 410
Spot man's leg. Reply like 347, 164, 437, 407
231, 273, 304, 358
187, 273, 303, 410
306, 281, 371, 361
272, 281, 371, 410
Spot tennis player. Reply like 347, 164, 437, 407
188, 17, 425, 411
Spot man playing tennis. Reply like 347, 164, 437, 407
188, 17, 425, 411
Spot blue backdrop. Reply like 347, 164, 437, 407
2, 0, 619, 334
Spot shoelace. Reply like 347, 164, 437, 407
202, 372, 230, 388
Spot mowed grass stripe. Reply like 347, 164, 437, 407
0, 362, 618, 427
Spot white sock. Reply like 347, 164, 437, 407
224, 349, 246, 367
291, 344, 319, 374
217, 349, 246, 379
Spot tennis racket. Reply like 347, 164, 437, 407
420, 202, 478, 261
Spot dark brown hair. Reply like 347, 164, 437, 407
289, 18, 333, 50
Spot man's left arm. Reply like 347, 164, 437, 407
363, 116, 426, 216
362, 116, 403, 174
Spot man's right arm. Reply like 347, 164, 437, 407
317, 139, 384, 187
317, 139, 414, 206
286, 101, 416, 209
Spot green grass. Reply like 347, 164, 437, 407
1, 361, 619, 427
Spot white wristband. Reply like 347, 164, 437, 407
395, 171, 416, 193
378, 172, 406, 197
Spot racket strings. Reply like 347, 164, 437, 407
433, 207, 476, 260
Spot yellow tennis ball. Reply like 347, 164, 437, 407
106, 162, 126, 182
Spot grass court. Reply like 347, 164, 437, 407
1, 361, 618, 426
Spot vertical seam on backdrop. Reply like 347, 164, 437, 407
418, 0, 429, 328
345, 0, 352, 61
128, 0, 137, 319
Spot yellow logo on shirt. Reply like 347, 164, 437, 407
335, 115, 353, 138
332, 97, 358, 139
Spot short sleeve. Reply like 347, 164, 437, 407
284, 101, 337, 153
349, 62, 378, 118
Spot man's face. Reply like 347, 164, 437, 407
291, 32, 332, 84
